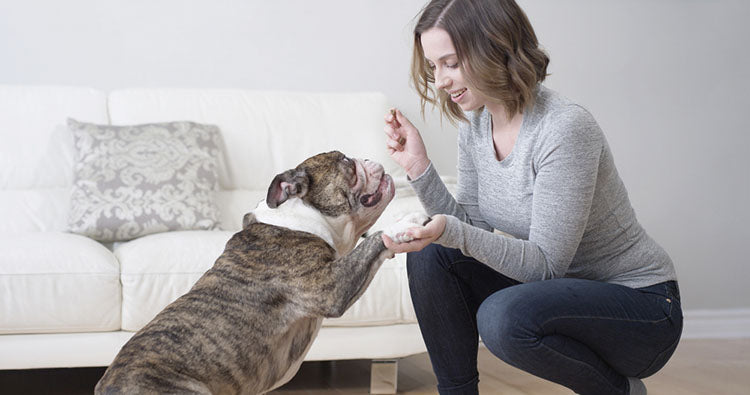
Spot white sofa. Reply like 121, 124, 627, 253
0, 85, 454, 391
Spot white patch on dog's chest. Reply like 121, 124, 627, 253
252, 199, 358, 256
253, 199, 335, 244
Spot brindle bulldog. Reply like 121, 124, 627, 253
95, 150, 430, 395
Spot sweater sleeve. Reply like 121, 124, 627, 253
409, 119, 493, 232
435, 106, 603, 282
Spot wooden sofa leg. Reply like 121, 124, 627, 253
370, 359, 398, 394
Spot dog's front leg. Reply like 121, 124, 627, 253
317, 213, 432, 318
320, 231, 392, 318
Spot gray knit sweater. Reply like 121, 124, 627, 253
410, 85, 676, 289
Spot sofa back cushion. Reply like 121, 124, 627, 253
107, 89, 397, 230
0, 86, 109, 233
0, 88, 396, 233
108, 89, 398, 190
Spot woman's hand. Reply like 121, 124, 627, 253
384, 108, 431, 179
381, 214, 447, 254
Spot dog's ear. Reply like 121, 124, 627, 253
266, 169, 310, 208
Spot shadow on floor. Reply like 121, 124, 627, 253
0, 367, 105, 395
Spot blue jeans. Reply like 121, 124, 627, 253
407, 244, 683, 395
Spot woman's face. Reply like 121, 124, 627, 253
420, 27, 486, 112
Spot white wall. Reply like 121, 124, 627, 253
1, 0, 748, 311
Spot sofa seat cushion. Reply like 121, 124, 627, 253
322, 254, 413, 327
115, 230, 232, 331
116, 229, 415, 332
0, 232, 121, 334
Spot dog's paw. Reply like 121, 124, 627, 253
383, 212, 432, 243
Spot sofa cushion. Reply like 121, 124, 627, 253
215, 189, 266, 232
0, 232, 121, 334
0, 85, 108, 233
116, 229, 415, 332
106, 89, 405, 194
67, 119, 222, 242
116, 230, 232, 331
323, 254, 412, 327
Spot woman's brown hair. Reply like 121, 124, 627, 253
411, 0, 549, 124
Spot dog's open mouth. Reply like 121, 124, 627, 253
360, 174, 392, 207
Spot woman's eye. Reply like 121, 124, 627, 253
427, 62, 457, 70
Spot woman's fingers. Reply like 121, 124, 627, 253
382, 232, 432, 254
385, 137, 403, 152
389, 109, 401, 128
384, 126, 404, 151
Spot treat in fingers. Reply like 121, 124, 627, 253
390, 109, 406, 146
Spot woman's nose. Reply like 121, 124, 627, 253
434, 68, 450, 90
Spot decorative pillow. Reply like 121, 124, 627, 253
67, 118, 222, 242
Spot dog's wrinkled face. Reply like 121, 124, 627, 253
266, 151, 394, 230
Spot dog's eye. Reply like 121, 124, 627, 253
342, 158, 357, 185
343, 191, 352, 207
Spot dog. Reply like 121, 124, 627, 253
95, 150, 430, 395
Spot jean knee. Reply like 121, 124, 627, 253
406, 243, 449, 279
476, 297, 506, 354
476, 292, 530, 363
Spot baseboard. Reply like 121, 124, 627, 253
682, 308, 750, 339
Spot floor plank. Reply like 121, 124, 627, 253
274, 338, 750, 394
0, 338, 748, 394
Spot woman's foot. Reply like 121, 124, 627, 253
628, 377, 647, 395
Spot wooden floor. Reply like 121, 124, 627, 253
1, 338, 748, 394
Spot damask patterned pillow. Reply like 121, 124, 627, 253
67, 118, 222, 242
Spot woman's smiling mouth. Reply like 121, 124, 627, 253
450, 88, 467, 102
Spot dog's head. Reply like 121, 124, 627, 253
265, 151, 395, 237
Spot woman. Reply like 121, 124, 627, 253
381, 1, 682, 394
